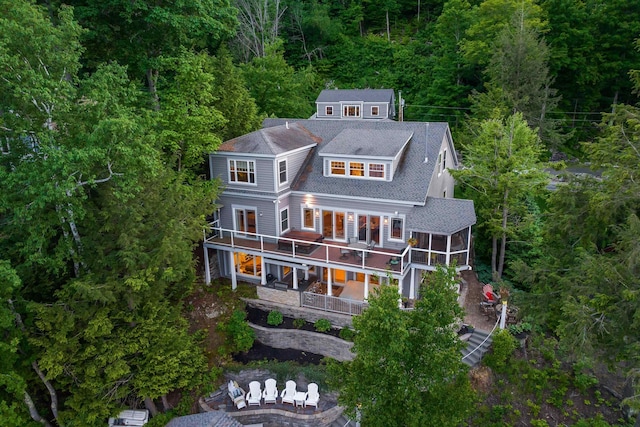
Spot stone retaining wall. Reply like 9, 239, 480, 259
228, 405, 344, 427
244, 298, 353, 328
256, 286, 301, 306
250, 323, 355, 362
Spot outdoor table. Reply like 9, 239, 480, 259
278, 230, 324, 254
348, 241, 368, 258
294, 391, 306, 407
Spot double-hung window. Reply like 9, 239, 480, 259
368, 163, 385, 178
280, 208, 289, 233
349, 162, 365, 176
278, 160, 287, 184
326, 106, 333, 115
330, 161, 346, 175
371, 106, 379, 116
229, 159, 255, 184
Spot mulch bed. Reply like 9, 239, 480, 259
233, 306, 344, 365
244, 306, 342, 338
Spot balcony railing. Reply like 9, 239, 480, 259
301, 291, 368, 316
204, 224, 470, 271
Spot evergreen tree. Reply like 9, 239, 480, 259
451, 113, 547, 279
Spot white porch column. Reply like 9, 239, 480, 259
293, 268, 299, 290
260, 257, 266, 285
428, 233, 433, 265
203, 244, 211, 285
398, 277, 404, 308
409, 268, 416, 299
466, 226, 472, 266
228, 251, 237, 291
445, 235, 452, 265
327, 268, 333, 296
364, 275, 370, 300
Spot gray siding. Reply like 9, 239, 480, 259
209, 154, 277, 193
315, 102, 391, 120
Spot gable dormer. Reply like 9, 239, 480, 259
318, 128, 412, 181
315, 89, 396, 120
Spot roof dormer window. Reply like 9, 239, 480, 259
330, 161, 346, 175
326, 106, 333, 115
343, 105, 360, 118
349, 162, 365, 176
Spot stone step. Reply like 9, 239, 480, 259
461, 330, 494, 367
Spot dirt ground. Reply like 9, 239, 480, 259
460, 269, 497, 332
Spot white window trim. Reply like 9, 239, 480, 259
280, 207, 290, 233
371, 106, 379, 116
278, 159, 288, 185
328, 159, 387, 180
228, 159, 257, 185
342, 104, 362, 118
389, 217, 404, 242
301, 206, 315, 230
325, 106, 334, 115
329, 160, 346, 176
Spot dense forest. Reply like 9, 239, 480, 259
1, 0, 639, 425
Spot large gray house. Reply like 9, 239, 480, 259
202, 90, 475, 315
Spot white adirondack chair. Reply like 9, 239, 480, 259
305, 383, 319, 409
246, 381, 262, 406
280, 380, 297, 405
262, 378, 278, 404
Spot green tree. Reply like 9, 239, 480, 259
461, 0, 546, 68
471, 10, 565, 150
329, 266, 474, 426
157, 50, 226, 173
451, 112, 547, 279
1, 1, 218, 422
518, 63, 640, 419
67, 0, 237, 99
419, 0, 475, 123
210, 48, 262, 140
241, 40, 317, 118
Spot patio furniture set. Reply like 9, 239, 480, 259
478, 283, 518, 324
227, 379, 319, 410
340, 237, 376, 259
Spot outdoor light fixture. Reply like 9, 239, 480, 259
348, 214, 354, 221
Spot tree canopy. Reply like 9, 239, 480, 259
329, 266, 474, 426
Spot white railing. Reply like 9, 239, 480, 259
302, 291, 368, 316
204, 225, 469, 270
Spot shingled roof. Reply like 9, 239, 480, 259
406, 197, 476, 234
218, 122, 318, 156
264, 119, 449, 205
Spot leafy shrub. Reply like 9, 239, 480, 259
219, 310, 255, 353
267, 310, 284, 326
484, 329, 517, 371
572, 360, 599, 392
314, 318, 331, 332
339, 326, 355, 341
293, 318, 306, 329
508, 322, 532, 336
530, 420, 549, 427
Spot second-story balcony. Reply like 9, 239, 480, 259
203, 223, 471, 276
